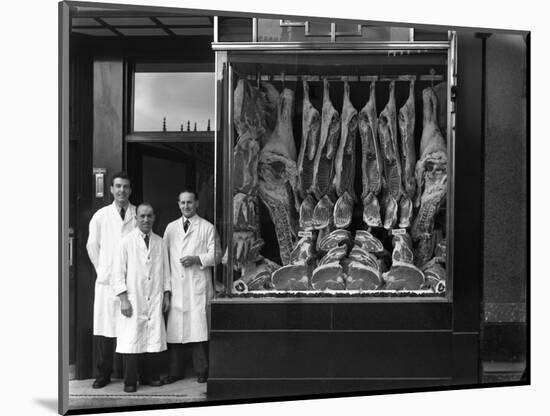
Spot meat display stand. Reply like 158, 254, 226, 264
209, 26, 481, 401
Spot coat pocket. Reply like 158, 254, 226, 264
192, 271, 207, 296
96, 265, 112, 285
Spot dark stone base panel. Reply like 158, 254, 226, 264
207, 378, 453, 401
481, 323, 527, 362
452, 333, 480, 384
211, 302, 452, 331
210, 331, 452, 379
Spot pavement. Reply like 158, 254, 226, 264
69, 377, 207, 411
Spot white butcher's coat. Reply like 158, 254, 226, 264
163, 215, 220, 344
86, 202, 136, 337
112, 229, 171, 354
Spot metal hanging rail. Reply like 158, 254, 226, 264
242, 74, 445, 82
211, 41, 450, 52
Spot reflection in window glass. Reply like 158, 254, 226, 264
133, 72, 214, 132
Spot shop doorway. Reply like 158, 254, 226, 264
126, 141, 215, 237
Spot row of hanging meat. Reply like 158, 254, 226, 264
230, 76, 448, 293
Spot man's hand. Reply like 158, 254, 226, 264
120, 298, 133, 317
119, 292, 133, 317
180, 255, 200, 267
162, 292, 171, 313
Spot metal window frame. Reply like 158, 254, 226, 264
213, 32, 457, 303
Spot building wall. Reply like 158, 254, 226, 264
482, 33, 527, 370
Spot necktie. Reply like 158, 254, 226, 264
144, 234, 149, 249
184, 219, 190, 232
120, 207, 125, 221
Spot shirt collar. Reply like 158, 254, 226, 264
138, 229, 152, 239
182, 214, 198, 223
112, 201, 131, 213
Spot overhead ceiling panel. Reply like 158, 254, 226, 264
157, 17, 212, 26
117, 28, 168, 36
72, 28, 117, 36
101, 17, 156, 26
72, 18, 102, 27
170, 28, 213, 36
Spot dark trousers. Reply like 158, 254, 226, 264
122, 353, 161, 386
168, 342, 208, 377
94, 335, 116, 380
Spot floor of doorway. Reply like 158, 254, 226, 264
68, 378, 206, 410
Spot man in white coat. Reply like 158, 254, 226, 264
86, 172, 136, 388
162, 190, 220, 384
113, 203, 171, 393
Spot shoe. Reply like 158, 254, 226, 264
161, 375, 182, 385
145, 379, 163, 387
124, 384, 137, 393
92, 377, 110, 389
197, 374, 208, 383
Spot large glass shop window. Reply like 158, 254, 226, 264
223, 52, 450, 298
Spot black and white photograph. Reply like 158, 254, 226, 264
5, 0, 546, 415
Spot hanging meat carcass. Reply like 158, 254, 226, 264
333, 80, 358, 200
359, 81, 383, 228
234, 78, 267, 138
297, 80, 321, 201
258, 88, 299, 266
234, 131, 260, 195
432, 82, 447, 137
259, 81, 280, 143
233, 79, 267, 195
233, 193, 257, 231
232, 79, 270, 276
383, 232, 425, 290
412, 87, 448, 266
310, 78, 340, 200
397, 80, 417, 228
378, 81, 406, 229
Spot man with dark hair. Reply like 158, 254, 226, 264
162, 190, 220, 384
113, 203, 171, 393
86, 171, 136, 388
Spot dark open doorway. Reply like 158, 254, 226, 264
126, 141, 215, 237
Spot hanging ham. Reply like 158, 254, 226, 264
359, 81, 383, 228
397, 80, 417, 228
310, 78, 340, 200
333, 80, 358, 200
378, 81, 406, 229
297, 80, 321, 201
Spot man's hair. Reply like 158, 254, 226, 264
110, 171, 132, 187
137, 202, 154, 215
179, 189, 198, 201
